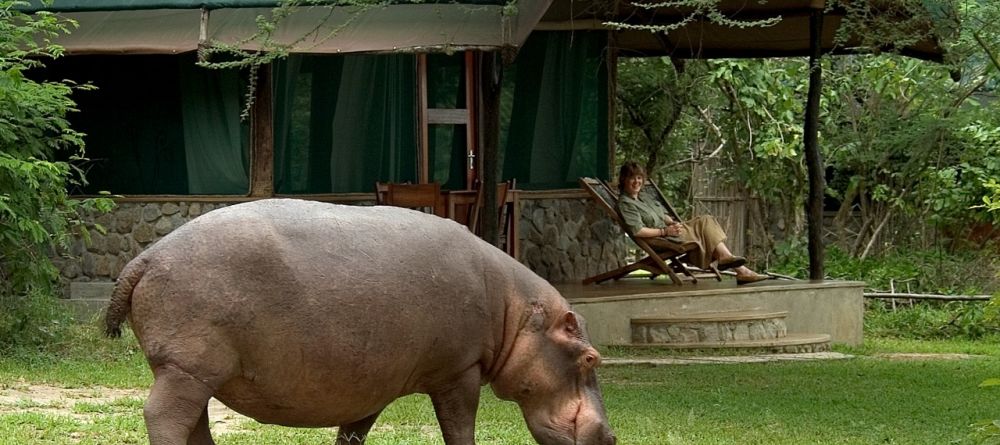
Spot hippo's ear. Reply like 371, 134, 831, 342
560, 312, 602, 369
560, 311, 585, 340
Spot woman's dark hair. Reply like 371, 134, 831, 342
618, 161, 646, 193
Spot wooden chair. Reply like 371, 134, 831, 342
377, 182, 445, 217
469, 179, 517, 258
469, 179, 514, 236
374, 181, 390, 205
579, 177, 717, 285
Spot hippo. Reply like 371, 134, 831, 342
105, 198, 615, 445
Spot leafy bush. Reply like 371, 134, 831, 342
770, 241, 1000, 341
864, 300, 1000, 341
0, 1, 114, 350
770, 243, 1000, 295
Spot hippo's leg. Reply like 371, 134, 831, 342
144, 364, 217, 445
429, 367, 482, 445
335, 410, 383, 444
188, 407, 215, 445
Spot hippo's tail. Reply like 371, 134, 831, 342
104, 257, 148, 338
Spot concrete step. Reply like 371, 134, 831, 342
604, 351, 853, 366
631, 310, 788, 344
61, 298, 109, 322
620, 333, 832, 355
69, 282, 115, 300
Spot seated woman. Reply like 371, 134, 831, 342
616, 161, 767, 285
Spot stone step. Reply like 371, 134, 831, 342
61, 298, 109, 323
622, 333, 832, 355
69, 282, 115, 300
631, 310, 788, 344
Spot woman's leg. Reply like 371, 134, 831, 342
713, 241, 736, 261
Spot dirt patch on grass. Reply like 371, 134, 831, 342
0, 383, 249, 434
875, 352, 988, 361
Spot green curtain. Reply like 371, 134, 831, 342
273, 54, 418, 193
500, 31, 610, 189
179, 63, 250, 194
38, 54, 248, 195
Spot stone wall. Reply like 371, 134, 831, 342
54, 202, 234, 294
517, 197, 630, 283
55, 197, 630, 296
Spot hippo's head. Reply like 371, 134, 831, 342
491, 309, 616, 445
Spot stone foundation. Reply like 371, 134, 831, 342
55, 196, 630, 297
54, 202, 234, 293
517, 197, 630, 283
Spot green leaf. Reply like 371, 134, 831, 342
980, 378, 1000, 388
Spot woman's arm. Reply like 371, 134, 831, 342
619, 196, 682, 238
635, 223, 681, 238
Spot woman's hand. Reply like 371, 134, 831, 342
664, 223, 682, 237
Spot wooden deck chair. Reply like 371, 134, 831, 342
579, 177, 705, 285
637, 178, 723, 282
380, 182, 446, 217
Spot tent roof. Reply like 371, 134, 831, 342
20, 0, 506, 12
22, 0, 550, 54
538, 0, 947, 62
23, 0, 947, 61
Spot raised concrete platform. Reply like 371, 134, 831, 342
557, 278, 864, 346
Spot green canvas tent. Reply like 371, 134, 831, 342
21, 0, 552, 55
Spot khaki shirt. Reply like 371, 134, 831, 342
617, 194, 664, 235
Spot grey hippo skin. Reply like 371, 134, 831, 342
105, 199, 616, 445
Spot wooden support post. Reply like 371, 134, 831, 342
804, 10, 825, 280
249, 65, 274, 197
479, 51, 502, 246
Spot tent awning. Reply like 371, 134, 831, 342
538, 0, 947, 62
26, 0, 552, 55
25, 0, 948, 60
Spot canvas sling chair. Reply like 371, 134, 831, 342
579, 177, 722, 285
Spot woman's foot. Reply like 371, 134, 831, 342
736, 273, 769, 285
716, 256, 746, 271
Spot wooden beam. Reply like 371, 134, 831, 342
478, 51, 502, 246
607, 31, 618, 179
804, 10, 825, 280
465, 51, 477, 190
249, 65, 274, 197
864, 293, 991, 301
426, 108, 468, 124
417, 53, 429, 184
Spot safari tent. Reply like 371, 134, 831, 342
24, 0, 946, 292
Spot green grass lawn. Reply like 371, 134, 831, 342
1, 327, 998, 444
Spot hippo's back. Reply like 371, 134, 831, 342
124, 199, 510, 426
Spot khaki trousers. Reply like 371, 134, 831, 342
645, 215, 726, 269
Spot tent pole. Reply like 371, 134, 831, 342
249, 64, 274, 197
804, 10, 825, 280
479, 51, 502, 246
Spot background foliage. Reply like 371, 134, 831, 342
0, 1, 113, 350
615, 0, 1000, 271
